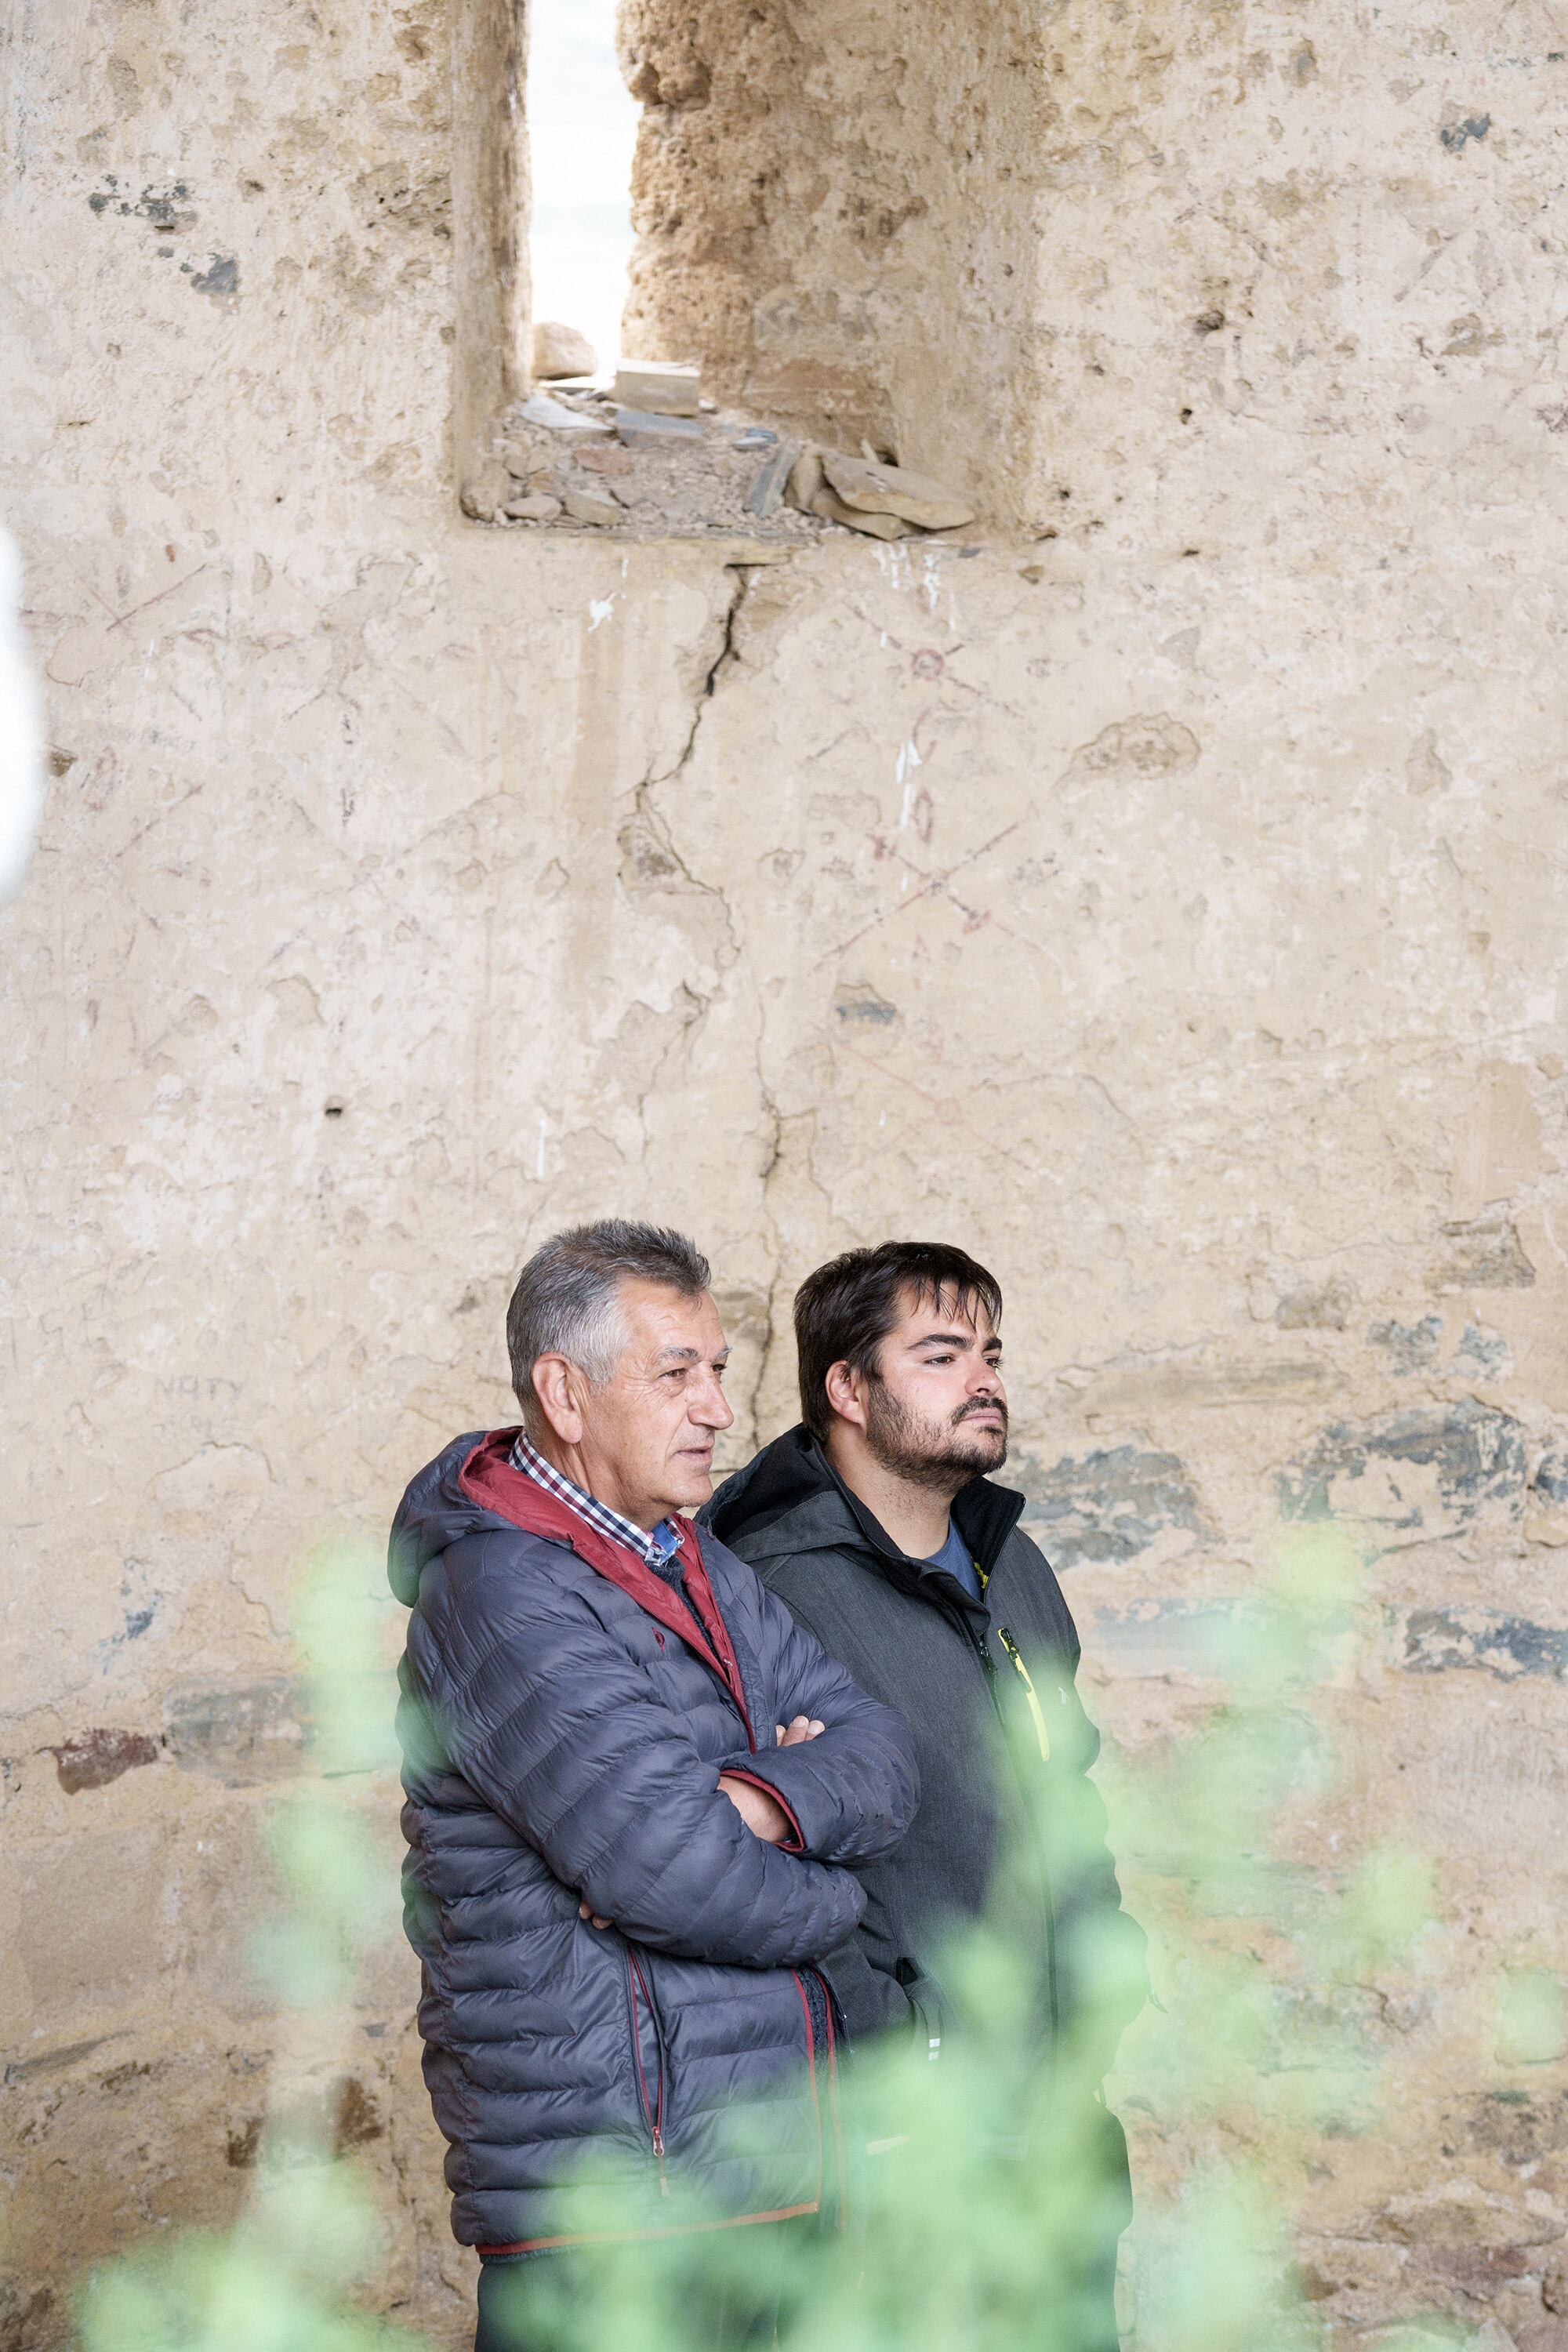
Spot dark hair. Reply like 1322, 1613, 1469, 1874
793, 1242, 1004, 1443
506, 1219, 711, 1432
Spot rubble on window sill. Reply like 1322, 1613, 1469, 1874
787, 447, 975, 535
463, 378, 979, 546
612, 359, 702, 416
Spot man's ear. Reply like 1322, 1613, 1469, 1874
822, 1359, 868, 1434
531, 1354, 585, 1446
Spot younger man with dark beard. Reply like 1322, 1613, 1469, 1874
703, 1243, 1145, 2352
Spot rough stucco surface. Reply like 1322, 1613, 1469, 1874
5, 0, 1568, 2346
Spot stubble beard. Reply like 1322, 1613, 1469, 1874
862, 1379, 1010, 1496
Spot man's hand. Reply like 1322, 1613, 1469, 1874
579, 1898, 614, 1930
717, 1773, 792, 1843
716, 1718, 825, 1846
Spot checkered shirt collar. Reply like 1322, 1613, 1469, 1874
509, 1432, 682, 1570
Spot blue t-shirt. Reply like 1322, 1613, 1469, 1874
926, 1518, 982, 1601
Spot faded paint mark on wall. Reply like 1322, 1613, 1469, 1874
164, 1679, 307, 1783
833, 979, 898, 1025
1397, 1606, 1568, 1681
1433, 1214, 1536, 1291
1023, 1446, 1208, 1570
1276, 1276, 1354, 1330
87, 178, 196, 230
1439, 113, 1492, 151
189, 255, 238, 299
1369, 1315, 1444, 1373
49, 1729, 160, 1794
1058, 713, 1200, 793
1280, 1402, 1527, 1545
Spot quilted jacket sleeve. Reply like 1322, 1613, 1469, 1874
711, 1565, 920, 1870
406, 1530, 868, 1969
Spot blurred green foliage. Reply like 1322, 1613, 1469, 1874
67, 1528, 1492, 2352
78, 2169, 409, 2352
1496, 1970, 1567, 2068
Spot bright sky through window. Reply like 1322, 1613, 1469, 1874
528, 0, 640, 380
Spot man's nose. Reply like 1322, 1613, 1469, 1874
691, 1370, 735, 1430
971, 1359, 1004, 1397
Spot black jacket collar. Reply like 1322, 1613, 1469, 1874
705, 1424, 1026, 1604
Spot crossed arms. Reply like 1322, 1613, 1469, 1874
408, 1537, 920, 1971
578, 1710, 826, 1928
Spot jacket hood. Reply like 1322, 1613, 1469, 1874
704, 1424, 1025, 1585
387, 1428, 516, 1606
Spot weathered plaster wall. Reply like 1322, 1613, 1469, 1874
624, 0, 1568, 546
5, 0, 1568, 2347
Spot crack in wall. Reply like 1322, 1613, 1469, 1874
620, 780, 742, 974
657, 560, 753, 789
740, 1084, 788, 1452
623, 560, 758, 975
739, 1097, 833, 1451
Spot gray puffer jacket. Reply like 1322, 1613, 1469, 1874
389, 1429, 920, 2251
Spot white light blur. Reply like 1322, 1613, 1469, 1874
0, 524, 41, 902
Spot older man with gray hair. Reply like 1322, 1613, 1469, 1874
390, 1219, 919, 2352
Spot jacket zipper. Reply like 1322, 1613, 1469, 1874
996, 1625, 1051, 1762
949, 1599, 1062, 2048
790, 1971, 826, 2218
626, 1951, 670, 2190
815, 1969, 848, 2228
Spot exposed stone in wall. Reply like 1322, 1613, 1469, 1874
619, 0, 1042, 517
6, 0, 1568, 2346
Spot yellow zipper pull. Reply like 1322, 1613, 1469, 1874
996, 1627, 1051, 1762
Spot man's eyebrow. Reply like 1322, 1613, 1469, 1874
651, 1344, 731, 1367
907, 1327, 984, 1348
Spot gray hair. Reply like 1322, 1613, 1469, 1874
506, 1219, 712, 1432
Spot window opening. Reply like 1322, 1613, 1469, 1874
459, 0, 993, 543
526, 0, 637, 387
